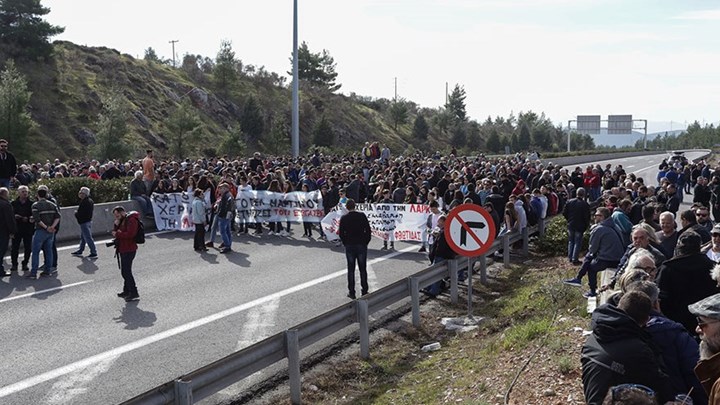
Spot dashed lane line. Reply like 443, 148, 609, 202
0, 281, 93, 304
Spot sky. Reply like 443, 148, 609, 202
43, 0, 720, 133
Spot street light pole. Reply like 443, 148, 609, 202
291, 0, 300, 158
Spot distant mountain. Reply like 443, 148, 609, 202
592, 129, 687, 148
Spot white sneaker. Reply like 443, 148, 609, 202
280, 230, 289, 237
268, 231, 275, 236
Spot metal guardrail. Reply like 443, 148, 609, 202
121, 219, 548, 405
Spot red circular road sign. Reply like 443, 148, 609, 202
444, 204, 497, 257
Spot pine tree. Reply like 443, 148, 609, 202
92, 89, 132, 161
486, 128, 501, 153
0, 60, 34, 157
290, 42, 341, 92
518, 123, 531, 151
166, 99, 203, 158
445, 84, 467, 123
268, 117, 290, 155
240, 96, 264, 141
450, 123, 467, 147
312, 116, 334, 147
412, 114, 429, 140
389, 99, 408, 130
144, 47, 160, 64
220, 126, 246, 158
213, 40, 238, 97
0, 0, 64, 59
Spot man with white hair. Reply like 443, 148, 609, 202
129, 170, 152, 217
688, 293, 720, 401
71, 186, 97, 258
0, 187, 17, 276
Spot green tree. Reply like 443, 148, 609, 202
486, 128, 501, 153
220, 126, 246, 158
518, 123, 531, 151
389, 99, 408, 130
144, 47, 160, 63
412, 114, 429, 140
240, 95, 264, 141
291, 41, 341, 92
450, 123, 466, 147
312, 115, 334, 147
213, 39, 238, 97
0, 59, 33, 157
92, 89, 132, 161
267, 116, 290, 155
466, 121, 481, 150
0, 0, 64, 59
445, 84, 467, 123
166, 99, 203, 158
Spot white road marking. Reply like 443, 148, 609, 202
0, 281, 93, 304
367, 262, 379, 293
42, 354, 120, 405
234, 298, 280, 351
0, 246, 416, 399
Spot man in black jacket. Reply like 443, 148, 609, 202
11, 185, 33, 272
581, 291, 674, 404
0, 187, 17, 276
338, 199, 371, 299
71, 187, 97, 258
563, 187, 590, 265
0, 139, 17, 188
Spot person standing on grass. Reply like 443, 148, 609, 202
339, 199, 371, 299
563, 187, 591, 265
71, 187, 97, 259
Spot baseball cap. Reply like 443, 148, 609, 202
712, 224, 720, 235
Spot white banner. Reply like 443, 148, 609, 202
321, 203, 430, 242
151, 190, 325, 231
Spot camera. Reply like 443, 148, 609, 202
105, 240, 116, 248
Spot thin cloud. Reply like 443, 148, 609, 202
673, 9, 720, 20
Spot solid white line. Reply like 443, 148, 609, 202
0, 281, 93, 304
0, 246, 417, 398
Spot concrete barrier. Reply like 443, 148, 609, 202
54, 200, 156, 244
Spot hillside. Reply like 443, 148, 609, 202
7, 41, 452, 161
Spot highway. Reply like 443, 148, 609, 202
0, 150, 709, 405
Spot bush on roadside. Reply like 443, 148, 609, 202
10, 178, 131, 206
535, 216, 588, 256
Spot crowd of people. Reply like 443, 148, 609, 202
6, 135, 720, 403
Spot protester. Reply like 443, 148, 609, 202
216, 183, 235, 254
0, 139, 17, 188
563, 187, 591, 265
71, 186, 97, 258
0, 187, 17, 277
689, 292, 720, 402
27, 185, 60, 279
112, 206, 140, 301
10, 185, 33, 272
191, 188, 207, 252
338, 199, 371, 299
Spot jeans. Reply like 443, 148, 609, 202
426, 257, 447, 297
77, 221, 97, 255
31, 229, 55, 274
567, 229, 584, 262
575, 255, 619, 293
208, 214, 219, 243
345, 244, 368, 295
132, 195, 152, 216
218, 217, 232, 248
120, 251, 138, 295
0, 178, 9, 188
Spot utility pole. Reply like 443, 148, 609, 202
291, 0, 300, 158
394, 77, 397, 102
169, 39, 179, 67
445, 82, 448, 106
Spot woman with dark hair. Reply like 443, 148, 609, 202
191, 188, 207, 252
267, 179, 284, 236
283, 180, 294, 235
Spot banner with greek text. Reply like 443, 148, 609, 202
320, 203, 429, 242
151, 190, 325, 231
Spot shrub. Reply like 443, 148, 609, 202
12, 178, 131, 206
535, 216, 588, 256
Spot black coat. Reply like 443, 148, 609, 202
657, 253, 720, 335
563, 197, 590, 232
339, 210, 371, 246
581, 304, 673, 405
0, 197, 17, 235
0, 151, 17, 179
75, 197, 94, 224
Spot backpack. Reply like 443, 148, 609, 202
131, 213, 145, 244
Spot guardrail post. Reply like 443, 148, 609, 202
522, 226, 529, 256
286, 329, 302, 405
538, 217, 546, 237
503, 234, 510, 268
410, 277, 421, 327
478, 255, 488, 284
449, 259, 459, 304
174, 378, 192, 405
357, 299, 370, 359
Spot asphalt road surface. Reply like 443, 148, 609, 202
0, 150, 709, 405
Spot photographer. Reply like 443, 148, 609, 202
111, 206, 140, 302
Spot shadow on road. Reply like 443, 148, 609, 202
114, 301, 157, 330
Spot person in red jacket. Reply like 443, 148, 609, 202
112, 206, 140, 302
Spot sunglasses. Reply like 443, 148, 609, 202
697, 317, 720, 328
